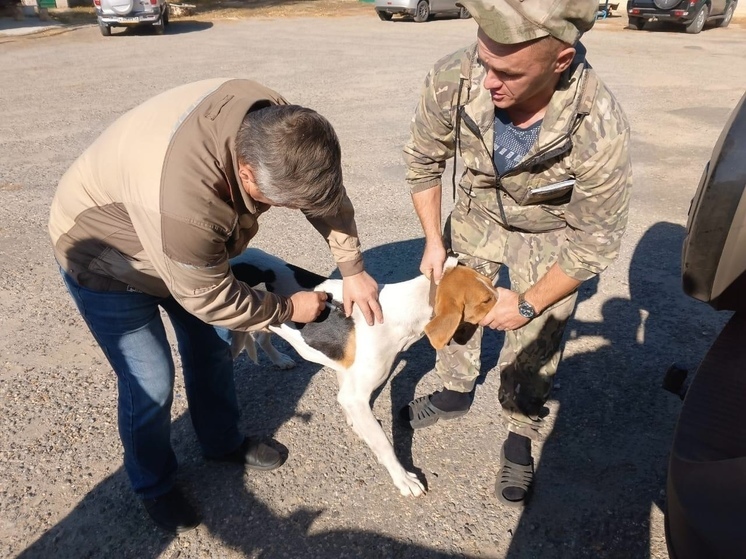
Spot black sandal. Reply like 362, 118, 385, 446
495, 446, 534, 507
406, 393, 470, 429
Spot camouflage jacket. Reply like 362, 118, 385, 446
404, 44, 632, 281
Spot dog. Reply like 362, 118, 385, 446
230, 248, 498, 497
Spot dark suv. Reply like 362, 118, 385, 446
627, 0, 738, 33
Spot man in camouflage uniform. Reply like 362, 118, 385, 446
404, 0, 631, 506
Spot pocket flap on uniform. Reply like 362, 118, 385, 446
521, 178, 575, 205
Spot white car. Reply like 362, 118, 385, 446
94, 0, 170, 36
375, 0, 471, 22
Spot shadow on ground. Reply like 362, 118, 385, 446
17, 238, 473, 559
504, 221, 726, 558
99, 20, 213, 36
17, 229, 725, 558
626, 19, 733, 34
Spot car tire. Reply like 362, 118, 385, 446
628, 16, 645, 30
163, 6, 169, 26
653, 0, 679, 8
685, 4, 708, 33
99, 20, 111, 36
413, 0, 429, 22
376, 9, 392, 20
719, 2, 735, 27
459, 6, 470, 18
153, 16, 165, 34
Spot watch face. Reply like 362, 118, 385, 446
518, 300, 535, 318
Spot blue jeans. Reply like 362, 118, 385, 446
60, 270, 243, 499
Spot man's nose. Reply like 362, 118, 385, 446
483, 71, 502, 91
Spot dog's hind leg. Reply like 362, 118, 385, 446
335, 368, 426, 498
230, 331, 258, 363
254, 331, 296, 369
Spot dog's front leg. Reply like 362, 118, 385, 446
336, 370, 426, 498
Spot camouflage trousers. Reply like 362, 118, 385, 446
438, 201, 578, 439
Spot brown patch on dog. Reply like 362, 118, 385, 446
337, 326, 357, 369
424, 266, 498, 350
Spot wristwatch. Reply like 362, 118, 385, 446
517, 292, 537, 319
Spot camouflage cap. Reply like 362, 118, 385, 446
457, 0, 598, 45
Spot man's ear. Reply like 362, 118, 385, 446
238, 161, 255, 186
555, 45, 576, 74
424, 311, 462, 351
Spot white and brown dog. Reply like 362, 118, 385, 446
231, 249, 497, 497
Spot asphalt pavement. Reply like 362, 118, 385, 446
1, 12, 745, 559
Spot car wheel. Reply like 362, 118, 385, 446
719, 2, 735, 27
685, 4, 708, 33
628, 16, 645, 30
413, 0, 430, 22
153, 16, 165, 34
376, 9, 392, 20
99, 20, 111, 36
653, 0, 679, 8
459, 6, 470, 18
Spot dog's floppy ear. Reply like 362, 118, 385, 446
424, 311, 462, 351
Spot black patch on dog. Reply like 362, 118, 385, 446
293, 303, 355, 361
286, 264, 327, 289
232, 263, 277, 288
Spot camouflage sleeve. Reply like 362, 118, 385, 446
559, 127, 632, 281
403, 67, 457, 194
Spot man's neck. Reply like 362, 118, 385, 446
503, 77, 560, 128
504, 106, 547, 129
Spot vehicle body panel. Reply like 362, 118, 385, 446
95, 0, 168, 28
374, 0, 462, 18
627, 0, 735, 25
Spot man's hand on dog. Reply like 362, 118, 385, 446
289, 291, 329, 323
479, 288, 530, 331
343, 271, 383, 326
420, 241, 447, 284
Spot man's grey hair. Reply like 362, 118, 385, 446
235, 104, 346, 218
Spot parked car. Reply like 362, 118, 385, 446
664, 90, 746, 559
374, 0, 471, 22
627, 0, 738, 33
94, 0, 170, 36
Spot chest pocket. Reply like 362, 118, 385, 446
519, 178, 575, 206
509, 151, 576, 206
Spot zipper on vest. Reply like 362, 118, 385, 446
458, 109, 580, 232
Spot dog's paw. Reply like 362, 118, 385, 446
395, 471, 426, 497
271, 353, 296, 370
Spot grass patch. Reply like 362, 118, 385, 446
186, 0, 369, 19
49, 6, 96, 24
